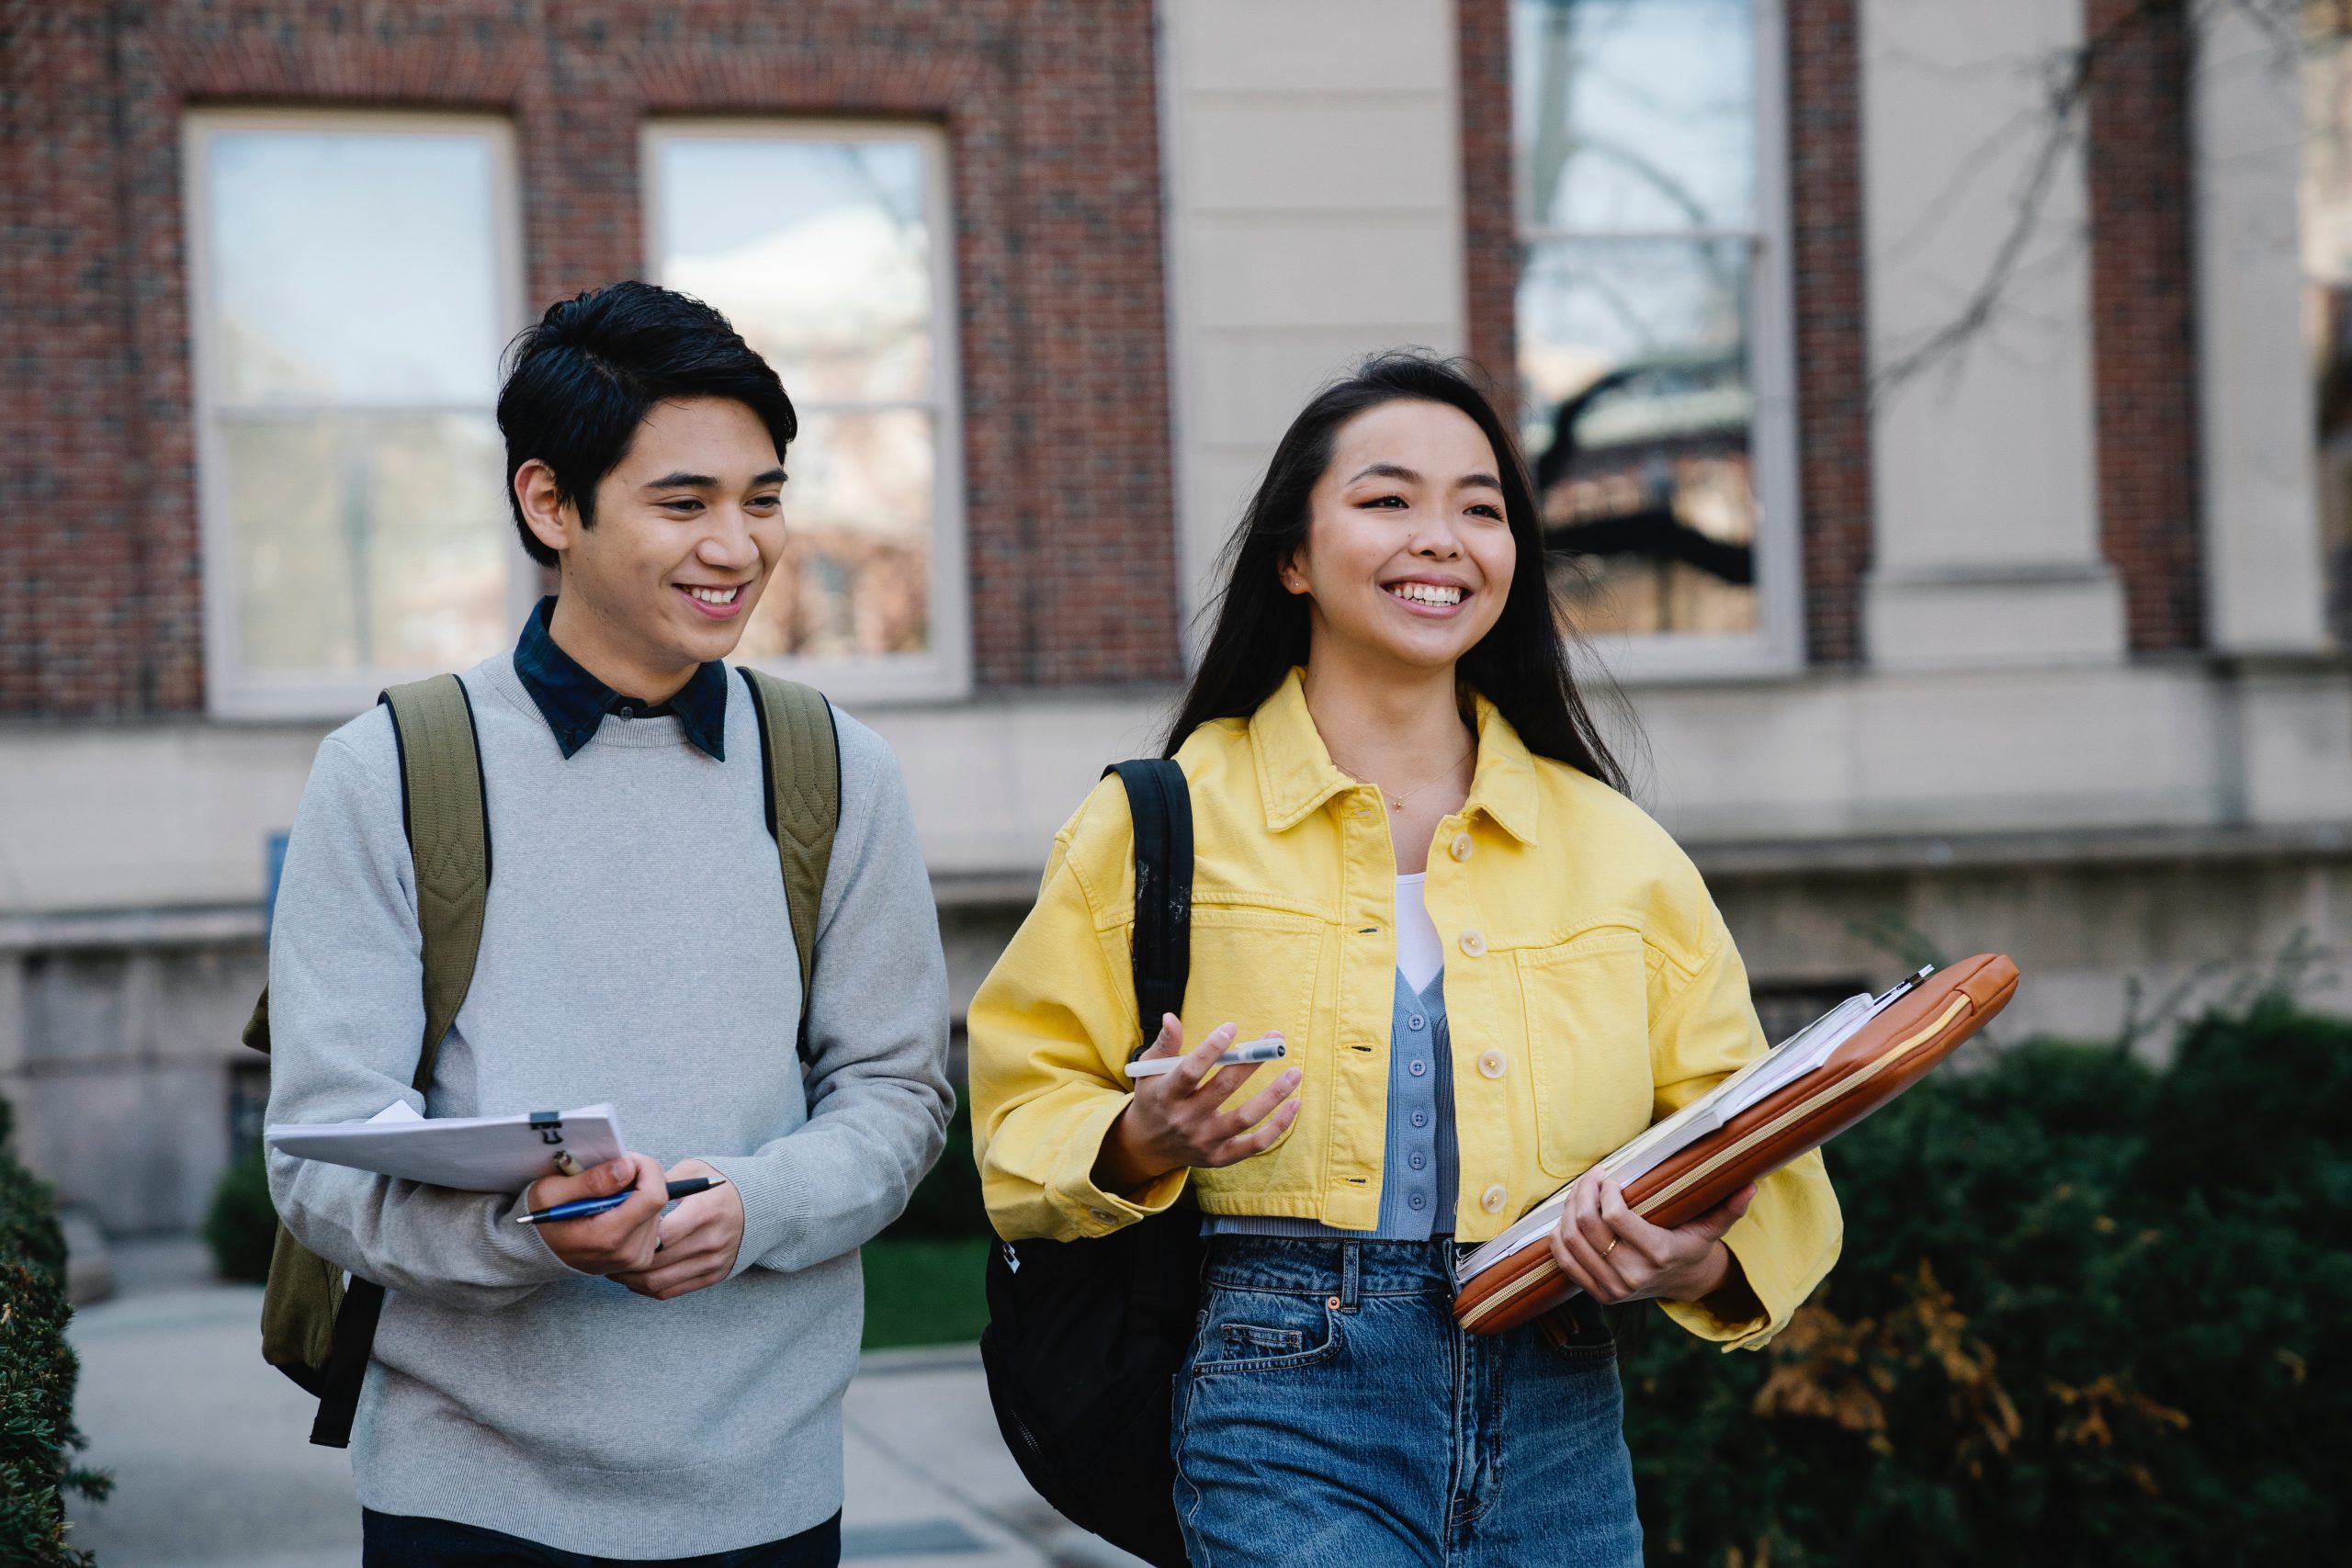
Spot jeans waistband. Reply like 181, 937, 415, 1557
1202, 1235, 1459, 1298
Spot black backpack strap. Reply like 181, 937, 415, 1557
1104, 761, 1192, 1061
311, 675, 489, 1449
1104, 761, 1199, 1380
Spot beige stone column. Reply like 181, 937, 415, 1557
2193, 5, 2329, 653
1858, 0, 2127, 668
1157, 0, 1469, 655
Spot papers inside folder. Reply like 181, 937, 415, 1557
264, 1101, 628, 1193
1457, 974, 1921, 1285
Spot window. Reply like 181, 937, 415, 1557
646, 122, 967, 700
185, 112, 526, 716
2306, 1, 2352, 644
1513, 0, 1801, 673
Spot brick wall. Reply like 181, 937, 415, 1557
0, 0, 1179, 716
1458, 0, 1517, 413
1786, 0, 1872, 667
2085, 0, 2204, 652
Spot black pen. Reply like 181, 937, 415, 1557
515, 1176, 728, 1225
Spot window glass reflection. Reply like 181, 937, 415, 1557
197, 120, 514, 686
654, 130, 945, 660
209, 131, 503, 405
2304, 1, 2352, 642
223, 412, 507, 671
1513, 0, 1760, 641
735, 409, 935, 660
658, 138, 934, 404
1513, 0, 1755, 233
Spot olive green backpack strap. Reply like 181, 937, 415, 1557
248, 672, 490, 1448
737, 668, 841, 1059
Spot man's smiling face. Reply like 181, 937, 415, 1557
522, 396, 787, 681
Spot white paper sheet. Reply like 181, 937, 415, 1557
265, 1102, 628, 1193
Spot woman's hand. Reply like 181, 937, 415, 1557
1546, 1171, 1755, 1306
1091, 1015, 1303, 1194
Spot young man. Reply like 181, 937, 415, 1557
266, 280, 954, 1565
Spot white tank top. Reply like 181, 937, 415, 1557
1394, 873, 1443, 993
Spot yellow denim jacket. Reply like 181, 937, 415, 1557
967, 669, 1840, 1349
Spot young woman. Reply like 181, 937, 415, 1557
967, 355, 1840, 1566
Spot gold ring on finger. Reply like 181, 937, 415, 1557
1603, 1238, 1619, 1258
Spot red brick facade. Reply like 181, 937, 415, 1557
0, 0, 1179, 716
1785, 0, 1874, 667
2085, 0, 2205, 652
1457, 0, 1518, 413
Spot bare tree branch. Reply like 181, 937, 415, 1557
1870, 0, 2308, 402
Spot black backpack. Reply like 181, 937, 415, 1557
978, 760, 1203, 1568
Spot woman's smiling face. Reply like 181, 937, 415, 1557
1281, 397, 1518, 674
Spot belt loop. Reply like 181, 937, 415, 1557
1340, 1242, 1361, 1311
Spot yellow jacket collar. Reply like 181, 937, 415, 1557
1248, 667, 1542, 845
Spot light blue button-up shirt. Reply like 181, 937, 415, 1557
1205, 968, 1458, 1240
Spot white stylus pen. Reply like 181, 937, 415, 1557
1124, 1036, 1288, 1077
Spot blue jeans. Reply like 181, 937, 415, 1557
1171, 1237, 1640, 1568
359, 1508, 840, 1567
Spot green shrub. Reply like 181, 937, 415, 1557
1623, 993, 2350, 1566
205, 1144, 278, 1284
861, 1237, 994, 1349
885, 1095, 989, 1240
0, 1098, 111, 1567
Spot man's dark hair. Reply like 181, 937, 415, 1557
496, 280, 798, 569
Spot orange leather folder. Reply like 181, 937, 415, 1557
1453, 953, 2019, 1336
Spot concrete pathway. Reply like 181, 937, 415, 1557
62, 1256, 1143, 1568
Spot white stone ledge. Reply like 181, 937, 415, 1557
3, 660, 2346, 921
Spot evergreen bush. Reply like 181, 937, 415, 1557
204, 1145, 277, 1285
885, 1095, 986, 1239
0, 1097, 110, 1567
1623, 992, 2350, 1565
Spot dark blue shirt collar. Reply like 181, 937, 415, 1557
512, 597, 729, 761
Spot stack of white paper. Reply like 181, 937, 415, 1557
265, 1101, 628, 1194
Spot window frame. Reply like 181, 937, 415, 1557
184, 107, 536, 720
641, 118, 972, 705
1513, 0, 1804, 682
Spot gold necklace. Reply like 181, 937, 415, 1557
1366, 743, 1475, 812
1301, 671, 1475, 811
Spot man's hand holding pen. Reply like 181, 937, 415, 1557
526, 1154, 671, 1276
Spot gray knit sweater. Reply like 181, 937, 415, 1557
264, 653, 953, 1556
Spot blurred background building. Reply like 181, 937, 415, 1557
3, 0, 2347, 1246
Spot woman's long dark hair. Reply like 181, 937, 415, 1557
1163, 352, 1630, 793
